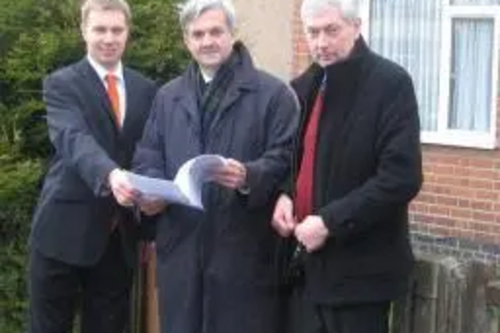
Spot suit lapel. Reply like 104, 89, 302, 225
122, 68, 139, 135
74, 59, 120, 135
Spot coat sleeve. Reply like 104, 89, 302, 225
44, 72, 118, 197
318, 73, 423, 244
243, 84, 300, 209
132, 89, 166, 179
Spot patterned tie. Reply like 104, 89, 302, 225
294, 78, 326, 221
105, 73, 121, 126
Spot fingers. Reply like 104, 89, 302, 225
138, 196, 167, 216
272, 219, 294, 237
140, 204, 160, 216
271, 195, 296, 237
294, 224, 312, 252
278, 195, 296, 227
282, 207, 295, 230
294, 216, 329, 253
213, 158, 247, 189
294, 229, 311, 252
109, 169, 141, 206
272, 210, 294, 237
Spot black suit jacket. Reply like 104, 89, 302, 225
30, 58, 157, 267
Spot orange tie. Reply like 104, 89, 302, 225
105, 73, 121, 125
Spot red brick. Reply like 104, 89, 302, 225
468, 179, 493, 190
449, 208, 473, 219
476, 190, 498, 201
427, 205, 447, 216
470, 201, 494, 211
457, 199, 471, 208
469, 158, 494, 169
427, 226, 451, 237
469, 169, 497, 179
418, 194, 439, 204
472, 211, 496, 223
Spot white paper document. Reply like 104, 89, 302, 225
127, 154, 227, 209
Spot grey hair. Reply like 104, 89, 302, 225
178, 0, 236, 32
300, 0, 360, 22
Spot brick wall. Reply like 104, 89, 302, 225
411, 146, 500, 263
291, 0, 310, 76
291, 1, 500, 263
413, 146, 500, 244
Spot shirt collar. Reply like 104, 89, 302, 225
198, 66, 215, 83
86, 55, 124, 83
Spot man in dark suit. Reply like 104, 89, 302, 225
28, 0, 156, 332
271, 0, 423, 333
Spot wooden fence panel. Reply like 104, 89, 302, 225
145, 252, 160, 333
411, 256, 441, 333
392, 256, 497, 333
461, 261, 490, 333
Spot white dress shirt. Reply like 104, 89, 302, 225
87, 55, 127, 126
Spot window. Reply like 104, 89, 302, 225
360, 0, 500, 148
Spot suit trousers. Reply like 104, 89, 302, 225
288, 287, 390, 333
28, 230, 133, 333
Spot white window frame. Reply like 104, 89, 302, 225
360, 1, 500, 149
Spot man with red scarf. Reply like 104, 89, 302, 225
271, 0, 423, 332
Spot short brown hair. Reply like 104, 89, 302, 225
81, 0, 132, 26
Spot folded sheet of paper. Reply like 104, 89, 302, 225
127, 154, 227, 209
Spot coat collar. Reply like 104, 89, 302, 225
174, 41, 259, 118
176, 41, 259, 97
292, 36, 371, 103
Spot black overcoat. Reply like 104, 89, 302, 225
290, 38, 423, 304
133, 43, 299, 333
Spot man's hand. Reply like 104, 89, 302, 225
271, 194, 297, 237
294, 215, 329, 252
138, 196, 168, 216
108, 168, 140, 207
213, 158, 247, 189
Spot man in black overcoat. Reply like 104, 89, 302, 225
272, 0, 423, 332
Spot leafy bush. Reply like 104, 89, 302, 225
0, 159, 43, 332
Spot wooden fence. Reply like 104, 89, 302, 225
140, 254, 500, 333
393, 255, 499, 333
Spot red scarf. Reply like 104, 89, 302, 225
294, 82, 325, 221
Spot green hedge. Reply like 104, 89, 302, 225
0, 158, 43, 332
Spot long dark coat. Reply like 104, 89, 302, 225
289, 38, 423, 304
133, 42, 299, 333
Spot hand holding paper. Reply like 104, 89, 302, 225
212, 158, 247, 190
109, 168, 141, 207
127, 154, 227, 209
